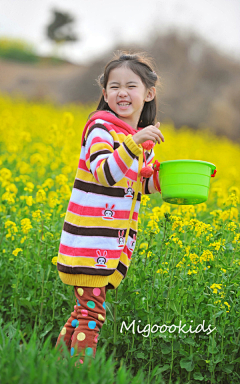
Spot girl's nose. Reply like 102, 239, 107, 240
118, 88, 128, 96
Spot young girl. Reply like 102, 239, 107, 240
55, 51, 165, 365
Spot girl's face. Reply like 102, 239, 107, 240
102, 66, 155, 129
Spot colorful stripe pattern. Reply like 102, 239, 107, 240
57, 111, 158, 288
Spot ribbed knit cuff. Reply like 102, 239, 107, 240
58, 271, 110, 287
124, 135, 143, 157
107, 269, 124, 289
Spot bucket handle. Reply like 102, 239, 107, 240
211, 169, 217, 178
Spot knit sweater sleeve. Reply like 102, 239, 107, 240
85, 122, 143, 187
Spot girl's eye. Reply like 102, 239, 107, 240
110, 86, 118, 89
129, 86, 136, 88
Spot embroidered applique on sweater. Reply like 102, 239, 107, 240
57, 110, 159, 289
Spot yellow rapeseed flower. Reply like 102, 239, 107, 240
26, 196, 33, 206
32, 209, 42, 222
12, 248, 23, 256
2, 191, 15, 204
21, 218, 33, 234
210, 283, 222, 294
24, 182, 35, 193
42, 178, 54, 189
141, 195, 150, 206
233, 234, 240, 244
55, 174, 68, 186
139, 242, 148, 250
0, 168, 12, 181
36, 189, 46, 203
51, 256, 58, 265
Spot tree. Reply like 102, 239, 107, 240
46, 9, 79, 44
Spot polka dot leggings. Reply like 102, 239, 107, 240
55, 286, 106, 364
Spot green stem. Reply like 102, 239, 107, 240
168, 337, 174, 384
113, 287, 118, 358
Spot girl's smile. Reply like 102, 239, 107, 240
102, 66, 155, 129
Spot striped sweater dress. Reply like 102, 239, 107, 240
57, 110, 159, 290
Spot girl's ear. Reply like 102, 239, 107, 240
144, 86, 156, 102
102, 88, 108, 103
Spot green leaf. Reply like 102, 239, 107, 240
184, 337, 196, 346
222, 364, 234, 373
156, 364, 170, 373
160, 343, 171, 354
180, 357, 195, 372
19, 298, 32, 310
136, 352, 145, 359
193, 372, 204, 380
213, 310, 224, 318
214, 354, 224, 364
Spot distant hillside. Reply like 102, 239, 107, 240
0, 57, 87, 104
0, 31, 239, 141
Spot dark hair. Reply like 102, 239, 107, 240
90, 51, 161, 127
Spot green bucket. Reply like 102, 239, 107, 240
159, 160, 217, 205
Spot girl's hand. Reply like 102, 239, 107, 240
132, 122, 164, 145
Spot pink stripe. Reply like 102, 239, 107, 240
132, 212, 138, 221
86, 137, 113, 160
78, 159, 89, 171
68, 201, 133, 220
108, 124, 132, 136
113, 150, 128, 174
122, 245, 133, 260
125, 169, 138, 181
59, 244, 121, 258
94, 158, 104, 181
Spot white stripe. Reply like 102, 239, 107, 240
61, 230, 124, 250
85, 128, 114, 155
80, 147, 86, 160
95, 119, 111, 125
148, 175, 158, 194
107, 155, 125, 182
90, 153, 111, 174
70, 188, 136, 211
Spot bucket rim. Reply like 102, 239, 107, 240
160, 159, 216, 172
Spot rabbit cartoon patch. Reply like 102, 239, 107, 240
124, 180, 134, 198
129, 234, 137, 252
102, 204, 115, 220
117, 230, 125, 249
95, 250, 107, 268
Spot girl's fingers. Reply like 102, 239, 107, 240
159, 131, 165, 142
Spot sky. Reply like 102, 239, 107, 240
0, 0, 240, 64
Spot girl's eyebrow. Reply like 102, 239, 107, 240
109, 81, 138, 85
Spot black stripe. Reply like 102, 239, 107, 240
105, 283, 114, 290
57, 263, 115, 276
129, 228, 137, 238
87, 123, 109, 138
73, 180, 141, 201
74, 179, 122, 197
90, 150, 112, 163
82, 137, 86, 146
114, 142, 120, 150
64, 222, 127, 237
104, 160, 116, 186
144, 178, 150, 194
117, 261, 127, 277
123, 142, 137, 159
145, 149, 153, 161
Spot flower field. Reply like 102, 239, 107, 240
0, 92, 239, 384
